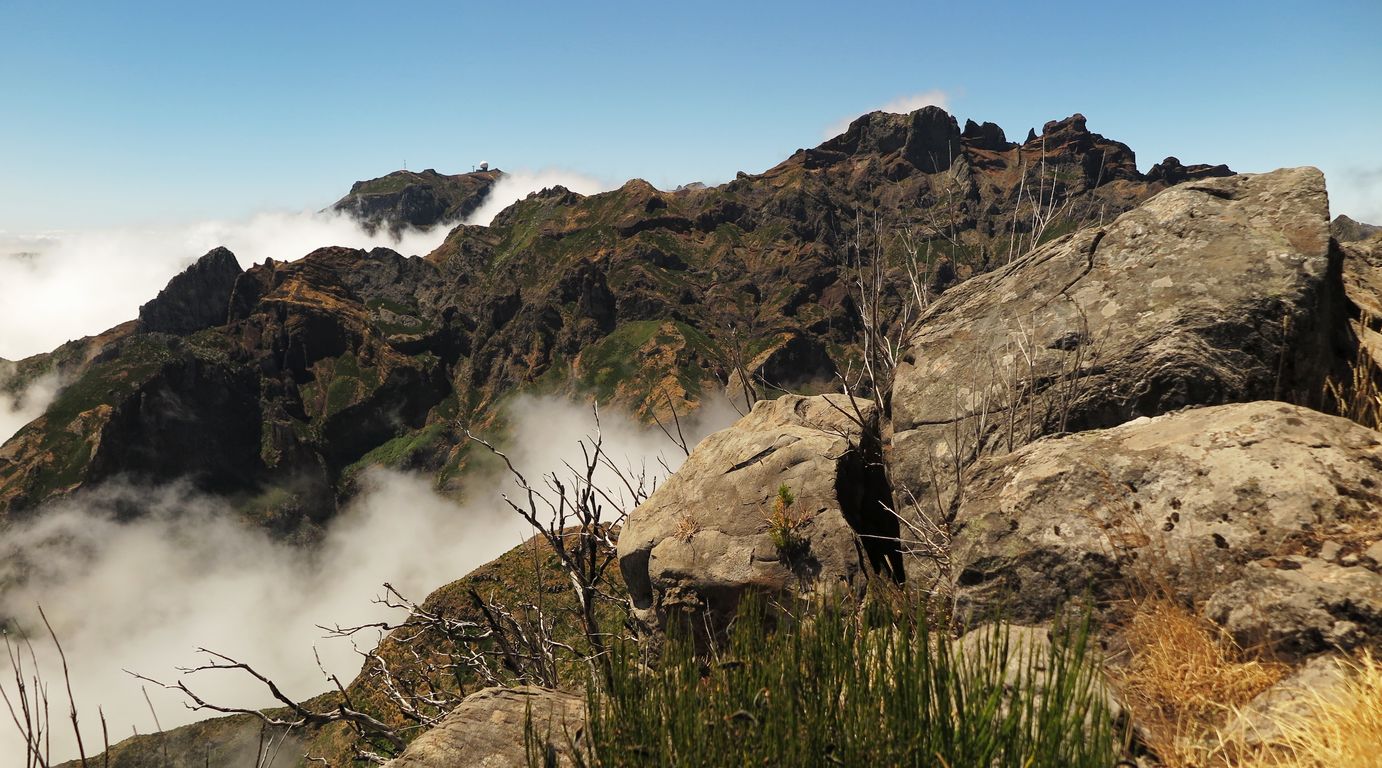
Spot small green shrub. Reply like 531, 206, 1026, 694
765, 483, 811, 561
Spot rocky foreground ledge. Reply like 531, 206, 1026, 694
373, 167, 1382, 765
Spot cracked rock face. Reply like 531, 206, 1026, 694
618, 394, 897, 635
137, 246, 244, 335
949, 401, 1382, 659
888, 168, 1341, 570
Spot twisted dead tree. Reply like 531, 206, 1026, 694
462, 403, 655, 687
1, 606, 110, 768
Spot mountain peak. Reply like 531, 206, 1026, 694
331, 168, 501, 234
137, 247, 243, 335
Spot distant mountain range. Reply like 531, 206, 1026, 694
0, 107, 1239, 536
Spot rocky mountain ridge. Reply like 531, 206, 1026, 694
0, 107, 1237, 534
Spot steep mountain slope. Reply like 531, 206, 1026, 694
0, 107, 1232, 530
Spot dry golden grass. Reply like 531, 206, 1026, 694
1233, 651, 1382, 768
672, 512, 702, 542
1325, 324, 1382, 431
1113, 599, 1287, 767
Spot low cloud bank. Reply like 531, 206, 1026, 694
0, 211, 455, 361
0, 167, 617, 363
0, 365, 61, 444
464, 168, 613, 226
0, 394, 736, 761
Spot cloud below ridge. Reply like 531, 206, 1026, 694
0, 211, 456, 362
465, 168, 614, 226
0, 394, 737, 761
0, 166, 614, 363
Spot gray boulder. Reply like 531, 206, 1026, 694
1204, 556, 1382, 657
384, 686, 584, 768
618, 394, 899, 635
889, 168, 1342, 561
948, 401, 1382, 659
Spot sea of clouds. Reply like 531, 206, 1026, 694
0, 394, 734, 760
0, 167, 610, 363
0, 168, 741, 762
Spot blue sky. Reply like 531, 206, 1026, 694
2, 0, 1380, 231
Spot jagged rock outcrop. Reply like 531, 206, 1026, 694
618, 394, 898, 634
889, 168, 1344, 569
1145, 156, 1234, 185
383, 687, 585, 768
960, 119, 1012, 152
1332, 213, 1382, 243
331, 168, 501, 234
1, 246, 453, 533
137, 246, 243, 334
949, 401, 1382, 659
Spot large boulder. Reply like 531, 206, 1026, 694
384, 686, 584, 768
889, 167, 1344, 562
618, 394, 899, 634
949, 401, 1382, 659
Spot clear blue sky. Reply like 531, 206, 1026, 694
2, 0, 1380, 231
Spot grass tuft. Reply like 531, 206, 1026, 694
565, 598, 1123, 767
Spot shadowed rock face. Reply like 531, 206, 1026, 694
137, 246, 243, 334
887, 168, 1346, 573
948, 401, 1382, 659
1337, 218, 1382, 377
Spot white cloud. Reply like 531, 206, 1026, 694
0, 367, 61, 444
0, 394, 737, 761
465, 168, 615, 227
1330, 165, 1382, 225
824, 89, 951, 139
0, 211, 457, 361
0, 170, 620, 362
